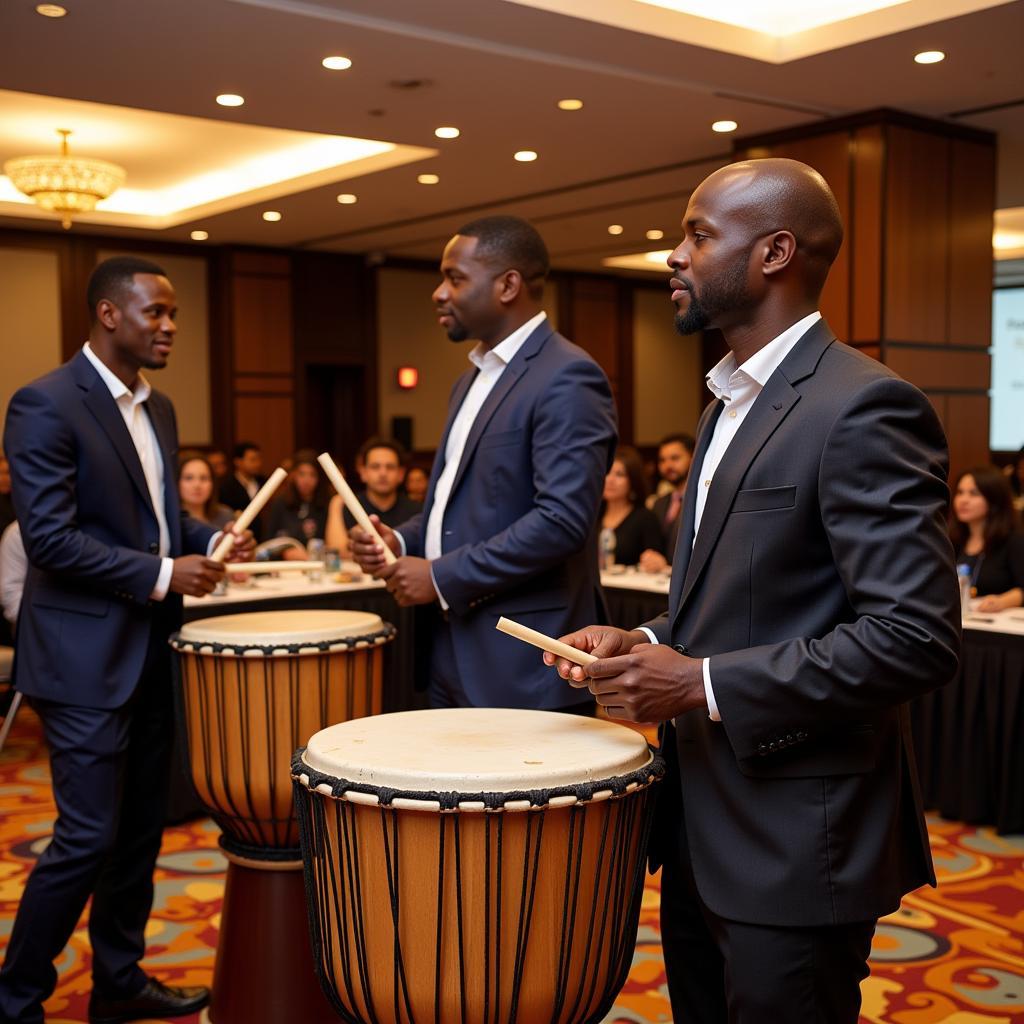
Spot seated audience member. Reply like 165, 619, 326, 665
179, 452, 234, 530
601, 445, 665, 568
1, 520, 25, 627
641, 433, 695, 572
219, 441, 265, 510
266, 450, 329, 545
403, 464, 429, 505
0, 454, 14, 536
325, 438, 422, 555
950, 464, 1024, 612
206, 448, 229, 485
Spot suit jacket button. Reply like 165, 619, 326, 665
757, 743, 767, 756
785, 734, 794, 745
797, 731, 807, 741
148, 542, 159, 554
769, 741, 778, 752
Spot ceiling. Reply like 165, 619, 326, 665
0, 0, 1021, 275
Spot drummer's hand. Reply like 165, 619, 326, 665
219, 520, 256, 562
350, 517, 400, 574
543, 626, 647, 684
169, 555, 225, 597
584, 643, 706, 723
378, 556, 437, 606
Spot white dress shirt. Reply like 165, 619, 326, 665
409, 311, 547, 607
642, 311, 822, 721
82, 343, 175, 600
0, 521, 26, 625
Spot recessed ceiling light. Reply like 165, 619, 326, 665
322, 55, 352, 71
417, 173, 440, 185
712, 119, 738, 133
914, 50, 945, 64
35, 4, 67, 17
216, 93, 245, 107
558, 98, 584, 111
190, 230, 209, 241
434, 126, 460, 139
646, 229, 664, 240
608, 224, 624, 236
336, 193, 358, 204
514, 150, 538, 162
262, 210, 282, 222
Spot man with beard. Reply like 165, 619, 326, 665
545, 159, 960, 1022
639, 433, 695, 571
350, 215, 617, 710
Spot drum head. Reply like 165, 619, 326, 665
178, 609, 385, 647
302, 708, 651, 793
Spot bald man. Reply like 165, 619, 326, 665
546, 160, 960, 1022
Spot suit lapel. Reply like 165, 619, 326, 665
74, 353, 156, 517
423, 369, 476, 514
672, 318, 836, 623
146, 396, 181, 549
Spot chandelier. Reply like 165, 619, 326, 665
3, 129, 126, 229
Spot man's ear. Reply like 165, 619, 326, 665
96, 298, 120, 330
761, 231, 797, 276
496, 269, 523, 306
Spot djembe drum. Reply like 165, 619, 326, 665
171, 609, 394, 1024
292, 708, 664, 1024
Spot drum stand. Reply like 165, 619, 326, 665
203, 845, 336, 1024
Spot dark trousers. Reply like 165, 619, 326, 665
0, 620, 175, 1024
660, 847, 876, 1024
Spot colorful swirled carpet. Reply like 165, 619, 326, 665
1, 704, 1022, 1023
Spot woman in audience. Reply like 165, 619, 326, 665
950, 464, 1024, 612
178, 452, 234, 529
266, 450, 329, 544
404, 465, 429, 505
600, 445, 665, 568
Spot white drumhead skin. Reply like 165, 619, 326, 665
178, 609, 385, 647
302, 708, 652, 792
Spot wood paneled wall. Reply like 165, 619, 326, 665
736, 109, 997, 479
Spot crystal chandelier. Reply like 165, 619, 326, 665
3, 129, 126, 229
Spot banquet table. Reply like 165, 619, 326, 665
602, 570, 1024, 836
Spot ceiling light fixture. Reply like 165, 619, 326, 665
417, 173, 440, 185
322, 55, 353, 70
216, 93, 245, 107
434, 126, 460, 139
608, 224, 624, 235
3, 129, 125, 230
914, 50, 945, 64
336, 193, 358, 204
514, 150, 538, 162
712, 119, 738, 133
35, 4, 67, 16
646, 229, 664, 240
190, 230, 209, 241
557, 98, 584, 110
262, 210, 282, 221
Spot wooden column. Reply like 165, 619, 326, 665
735, 109, 996, 478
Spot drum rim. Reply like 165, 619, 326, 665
169, 620, 395, 656
290, 745, 665, 813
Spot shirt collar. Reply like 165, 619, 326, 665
705, 311, 821, 402
83, 342, 151, 405
468, 311, 547, 372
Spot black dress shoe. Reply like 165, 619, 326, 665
88, 977, 210, 1023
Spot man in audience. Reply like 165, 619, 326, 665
0, 454, 14, 537
206, 448, 229, 485
349, 438, 421, 527
218, 441, 265, 539
640, 433, 695, 571
350, 215, 617, 710
546, 159, 960, 1023
0, 256, 254, 1024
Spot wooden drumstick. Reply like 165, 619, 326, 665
211, 466, 288, 563
318, 452, 397, 565
496, 616, 598, 667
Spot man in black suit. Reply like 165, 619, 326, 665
218, 441, 265, 538
641, 433, 695, 571
0, 257, 253, 1024
547, 160, 960, 1022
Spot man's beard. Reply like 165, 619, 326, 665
445, 318, 469, 342
674, 248, 752, 336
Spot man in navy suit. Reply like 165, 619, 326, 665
547, 161, 960, 1022
351, 216, 617, 710
0, 257, 253, 1024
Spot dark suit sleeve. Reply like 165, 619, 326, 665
708, 377, 961, 762
6, 385, 162, 603
181, 512, 216, 557
431, 358, 616, 613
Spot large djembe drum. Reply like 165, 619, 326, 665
171, 609, 394, 1024
292, 708, 664, 1024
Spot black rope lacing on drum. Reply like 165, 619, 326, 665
292, 747, 665, 1024
169, 623, 396, 658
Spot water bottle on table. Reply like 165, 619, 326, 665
956, 563, 972, 616
308, 538, 325, 582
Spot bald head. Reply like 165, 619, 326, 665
692, 158, 843, 298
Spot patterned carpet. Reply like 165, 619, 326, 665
1, 704, 1022, 1023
